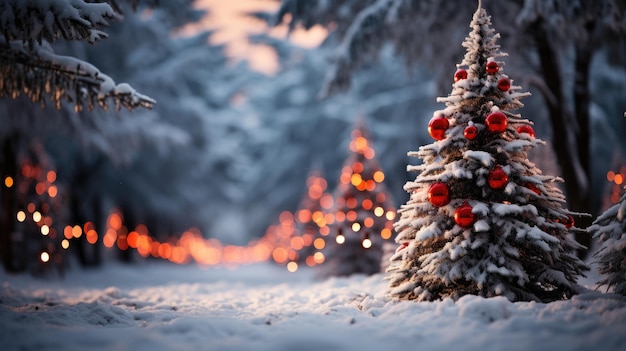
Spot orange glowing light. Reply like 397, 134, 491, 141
313, 251, 325, 264
319, 226, 330, 236
61, 239, 70, 249
298, 209, 312, 223
117, 235, 128, 250
302, 233, 313, 246
291, 236, 304, 250
615, 174, 623, 185
279, 211, 294, 224
108, 213, 123, 230
45, 185, 57, 198
366, 180, 376, 191
354, 136, 368, 152
136, 235, 152, 257
320, 193, 334, 210
346, 210, 358, 222
21, 164, 31, 177
351, 173, 363, 187
313, 238, 326, 250
607, 171, 616, 182
362, 199, 373, 210
373, 171, 385, 183
127, 231, 139, 248
272, 247, 289, 263
35, 182, 45, 195
324, 213, 335, 225
72, 225, 82, 238
103, 230, 116, 248
364, 148, 375, 160
86, 230, 98, 244
305, 255, 316, 267
159, 243, 172, 259
347, 197, 358, 209
352, 162, 364, 173
340, 172, 351, 185
46, 170, 56, 183
381, 228, 392, 239
364, 217, 374, 228
335, 211, 346, 222
4, 176, 13, 188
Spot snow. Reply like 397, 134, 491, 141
1, 262, 625, 351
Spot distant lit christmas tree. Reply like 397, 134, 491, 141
292, 170, 334, 267
386, 3, 588, 302
319, 124, 396, 277
589, 188, 626, 295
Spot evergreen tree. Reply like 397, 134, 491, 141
319, 123, 396, 277
386, 4, 588, 302
589, 188, 626, 295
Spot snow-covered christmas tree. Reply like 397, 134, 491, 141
386, 2, 588, 302
589, 188, 626, 295
319, 123, 396, 277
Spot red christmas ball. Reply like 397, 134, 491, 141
517, 125, 536, 138
497, 77, 511, 91
428, 115, 449, 141
560, 215, 575, 229
488, 165, 508, 190
485, 111, 508, 133
486, 61, 499, 74
525, 182, 541, 195
454, 68, 468, 82
464, 125, 478, 140
454, 203, 475, 228
428, 182, 450, 207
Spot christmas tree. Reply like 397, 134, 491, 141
589, 188, 626, 295
386, 3, 588, 302
319, 124, 396, 277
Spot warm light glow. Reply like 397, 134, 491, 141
347, 197, 358, 209
313, 252, 325, 264
351, 173, 363, 187
16, 211, 26, 222
108, 213, 123, 230
607, 171, 616, 182
346, 210, 358, 222
103, 230, 116, 248
127, 231, 139, 248
313, 238, 325, 250
386, 211, 396, 220
32, 211, 42, 223
363, 217, 374, 228
362, 199, 373, 210
35, 182, 45, 195
335, 211, 346, 222
272, 247, 289, 263
354, 136, 368, 152
41, 225, 50, 236
352, 162, 364, 173
47, 185, 58, 198
319, 226, 330, 236
336, 234, 345, 244
374, 207, 384, 217
320, 194, 334, 210
46, 170, 56, 183
297, 209, 312, 223
86, 230, 98, 244
287, 261, 298, 272
373, 171, 385, 183
72, 225, 82, 238
615, 174, 623, 185
362, 238, 372, 249
40, 251, 50, 263
4, 176, 13, 188
61, 239, 70, 249
290, 236, 304, 250
27, 203, 35, 213
352, 222, 361, 232
381, 228, 392, 240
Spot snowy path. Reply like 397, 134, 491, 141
1, 262, 625, 351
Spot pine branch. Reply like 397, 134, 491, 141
0, 39, 155, 111
0, 0, 121, 45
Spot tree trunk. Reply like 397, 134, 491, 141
530, 22, 592, 256
0, 133, 22, 272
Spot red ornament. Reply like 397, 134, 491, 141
497, 77, 510, 91
488, 165, 508, 190
428, 115, 449, 141
428, 182, 450, 207
485, 111, 508, 133
454, 68, 468, 82
525, 182, 541, 195
486, 61, 499, 74
454, 203, 475, 228
517, 125, 536, 138
559, 215, 575, 229
464, 125, 478, 140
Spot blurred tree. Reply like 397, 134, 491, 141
274, 0, 626, 253
0, 0, 154, 272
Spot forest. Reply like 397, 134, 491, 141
0, 0, 625, 275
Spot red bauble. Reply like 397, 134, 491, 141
454, 203, 475, 228
428, 182, 450, 207
486, 61, 499, 74
525, 182, 541, 195
488, 165, 508, 190
517, 125, 536, 138
464, 125, 478, 140
485, 111, 508, 133
560, 215, 575, 229
497, 77, 511, 91
428, 115, 449, 141
454, 69, 468, 82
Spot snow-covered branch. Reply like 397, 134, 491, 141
0, 39, 155, 111
0, 0, 118, 45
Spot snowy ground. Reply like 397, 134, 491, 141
1, 261, 625, 351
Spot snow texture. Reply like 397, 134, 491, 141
0, 262, 625, 351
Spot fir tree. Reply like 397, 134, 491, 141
589, 189, 626, 295
319, 123, 396, 277
386, 4, 588, 302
